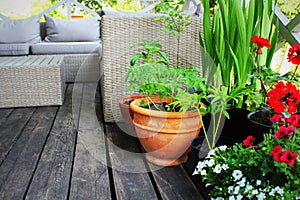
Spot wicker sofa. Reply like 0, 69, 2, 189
0, 14, 102, 83
100, 11, 204, 122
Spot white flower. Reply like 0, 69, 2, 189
236, 194, 243, 200
196, 161, 206, 170
222, 164, 229, 170
228, 186, 234, 193
218, 145, 227, 151
229, 196, 235, 200
252, 189, 259, 195
256, 180, 261, 186
201, 169, 207, 175
232, 170, 243, 181
206, 149, 216, 158
213, 164, 222, 174
237, 177, 246, 187
257, 192, 266, 200
245, 184, 253, 193
234, 186, 240, 194
274, 186, 284, 196
205, 159, 215, 167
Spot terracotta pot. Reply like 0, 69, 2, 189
119, 95, 144, 136
130, 97, 202, 166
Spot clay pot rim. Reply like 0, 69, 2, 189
130, 97, 201, 119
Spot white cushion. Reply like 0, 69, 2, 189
44, 14, 100, 42
30, 42, 102, 55
0, 43, 30, 55
0, 16, 41, 44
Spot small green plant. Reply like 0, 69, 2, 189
129, 40, 169, 66
154, 0, 192, 66
125, 62, 207, 112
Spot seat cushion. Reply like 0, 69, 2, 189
30, 42, 102, 55
0, 16, 41, 44
0, 43, 30, 55
44, 14, 100, 42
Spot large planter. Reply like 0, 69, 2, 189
119, 95, 144, 136
130, 97, 202, 166
247, 109, 273, 142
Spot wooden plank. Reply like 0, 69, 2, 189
106, 123, 158, 200
0, 108, 13, 127
0, 107, 35, 164
25, 84, 82, 200
70, 83, 111, 200
149, 162, 205, 200
0, 107, 58, 199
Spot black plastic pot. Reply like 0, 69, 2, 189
247, 109, 273, 143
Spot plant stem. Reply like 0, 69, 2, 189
290, 65, 299, 80
198, 109, 212, 149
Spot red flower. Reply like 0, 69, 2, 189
243, 135, 255, 146
273, 126, 295, 139
280, 150, 298, 166
270, 145, 283, 162
287, 44, 300, 65
251, 36, 272, 49
270, 114, 285, 125
287, 114, 300, 128
267, 81, 300, 114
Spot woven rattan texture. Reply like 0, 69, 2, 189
101, 14, 203, 122
63, 54, 100, 82
0, 56, 65, 108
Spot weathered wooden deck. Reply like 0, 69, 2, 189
0, 83, 207, 200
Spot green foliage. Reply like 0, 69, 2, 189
129, 40, 169, 66
200, 0, 279, 108
154, 0, 191, 40
193, 121, 300, 198
125, 62, 207, 112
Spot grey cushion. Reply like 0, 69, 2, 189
30, 42, 102, 55
44, 15, 100, 42
0, 43, 30, 55
0, 16, 41, 44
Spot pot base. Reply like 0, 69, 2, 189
145, 153, 188, 166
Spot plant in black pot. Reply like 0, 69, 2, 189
247, 39, 300, 142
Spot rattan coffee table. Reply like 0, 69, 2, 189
0, 55, 65, 108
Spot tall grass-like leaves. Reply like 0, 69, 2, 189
200, 0, 278, 108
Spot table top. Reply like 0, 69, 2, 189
0, 55, 63, 67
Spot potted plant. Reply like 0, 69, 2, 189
119, 0, 189, 136
193, 82, 300, 199
247, 39, 300, 141
126, 60, 207, 166
119, 40, 169, 136
200, 0, 278, 108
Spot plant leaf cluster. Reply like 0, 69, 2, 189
200, 0, 279, 108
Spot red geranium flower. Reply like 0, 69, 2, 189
243, 135, 255, 146
273, 126, 295, 139
287, 44, 300, 65
251, 36, 272, 49
270, 145, 283, 162
270, 114, 285, 125
280, 150, 298, 166
287, 114, 300, 128
267, 81, 300, 114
